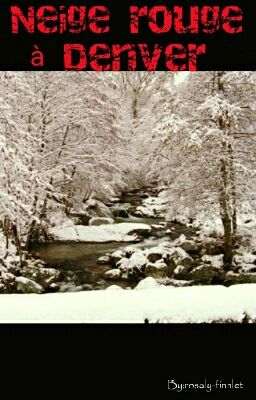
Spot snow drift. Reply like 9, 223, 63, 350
1, 284, 256, 323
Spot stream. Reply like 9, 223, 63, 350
33, 190, 194, 292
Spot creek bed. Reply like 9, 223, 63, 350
32, 189, 196, 292
32, 241, 135, 291
32, 225, 195, 292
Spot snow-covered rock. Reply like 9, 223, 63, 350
143, 242, 173, 264
146, 248, 164, 263
116, 252, 148, 279
50, 223, 152, 243
105, 269, 122, 280
15, 277, 43, 294
124, 246, 136, 257
84, 199, 113, 219
47, 283, 61, 293
108, 196, 120, 204
239, 264, 256, 274
122, 251, 147, 271
21, 265, 61, 289
106, 240, 195, 283
134, 195, 168, 218
200, 237, 224, 256
0, 272, 16, 293
234, 252, 256, 266
116, 258, 131, 271
157, 278, 194, 287
189, 265, 221, 282
145, 261, 168, 279
164, 247, 194, 271
201, 254, 224, 269
114, 251, 148, 281
173, 265, 191, 280
97, 255, 112, 265
174, 235, 200, 254
151, 224, 166, 233
68, 210, 90, 225
111, 249, 126, 264
0, 230, 61, 294
135, 277, 159, 290
106, 285, 124, 291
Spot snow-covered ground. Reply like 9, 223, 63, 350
50, 223, 151, 243
1, 284, 256, 323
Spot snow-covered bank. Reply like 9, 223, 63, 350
50, 223, 151, 243
0, 231, 60, 294
1, 284, 256, 323
134, 192, 168, 218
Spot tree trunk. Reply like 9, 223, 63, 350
219, 151, 234, 270
216, 71, 235, 270
65, 165, 77, 214
25, 220, 37, 251
132, 94, 138, 119
221, 213, 233, 269
3, 216, 9, 259
228, 143, 237, 239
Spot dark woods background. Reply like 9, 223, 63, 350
0, 0, 256, 397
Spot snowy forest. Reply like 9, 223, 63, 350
1, 71, 256, 322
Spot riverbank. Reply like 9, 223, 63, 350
2, 187, 256, 295
0, 188, 166, 293
1, 284, 256, 323
32, 188, 197, 292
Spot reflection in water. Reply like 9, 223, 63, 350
33, 241, 132, 291
33, 223, 195, 291
32, 212, 165, 291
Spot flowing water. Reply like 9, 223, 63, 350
33, 190, 194, 292
33, 241, 132, 291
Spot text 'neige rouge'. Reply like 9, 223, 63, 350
10, 4, 243, 70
